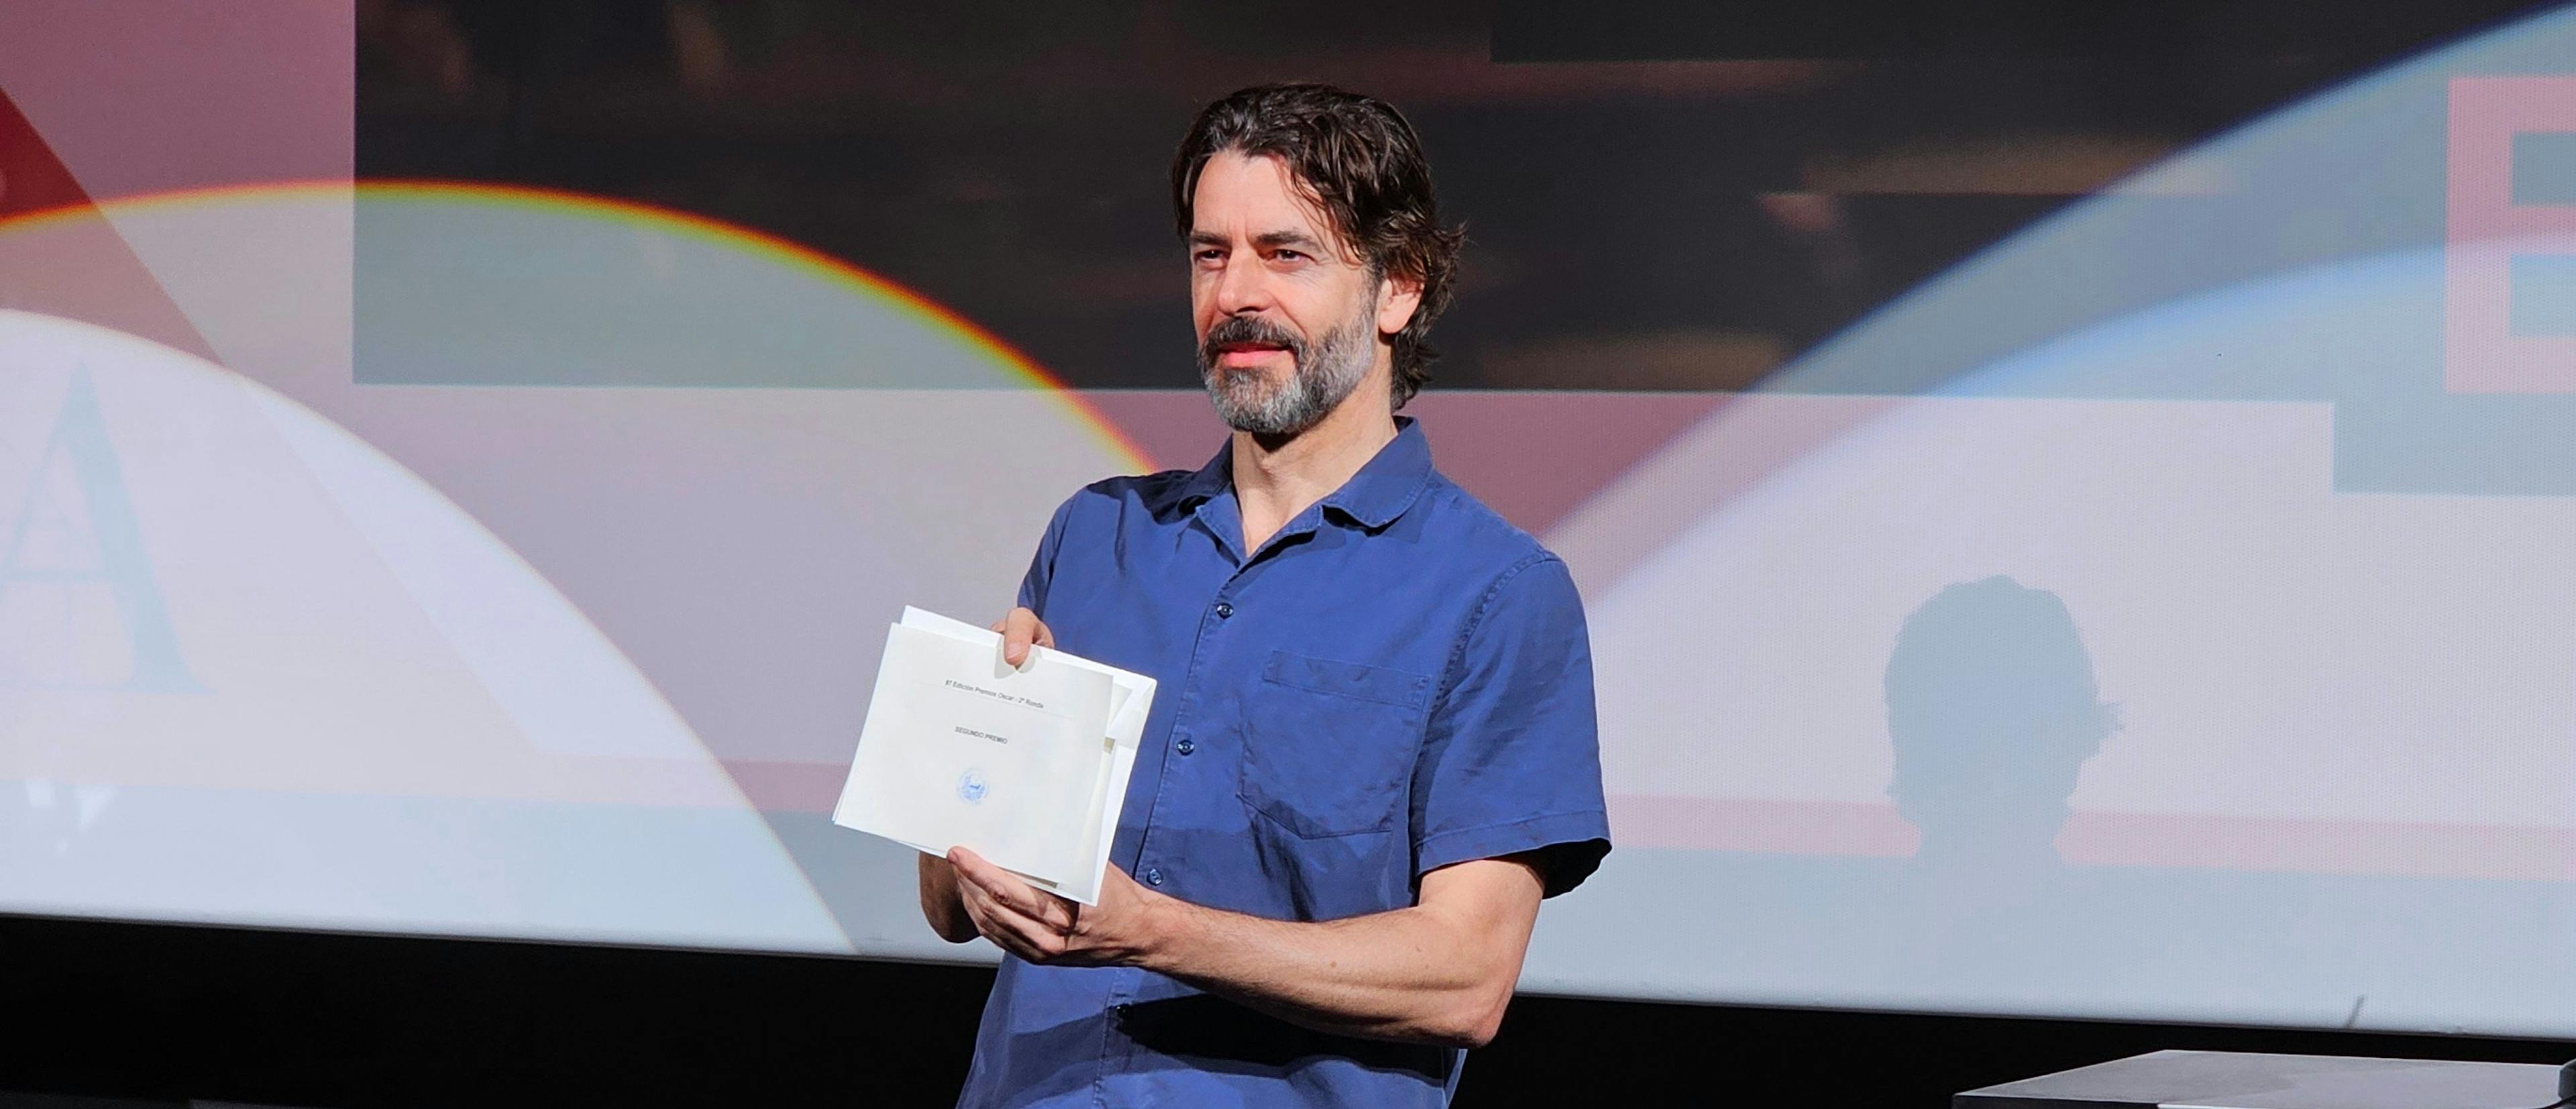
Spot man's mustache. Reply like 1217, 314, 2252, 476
1201, 316, 1305, 369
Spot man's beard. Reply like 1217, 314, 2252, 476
1197, 308, 1374, 437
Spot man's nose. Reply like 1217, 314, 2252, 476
1212, 254, 1269, 315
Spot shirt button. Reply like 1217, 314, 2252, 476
1213, 601, 1234, 619
1175, 737, 1196, 755
1144, 867, 1165, 886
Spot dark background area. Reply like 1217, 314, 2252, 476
4, 910, 2570, 1107
16, 1, 2576, 1104
353, 0, 2551, 391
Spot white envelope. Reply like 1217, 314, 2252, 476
831, 607, 1155, 905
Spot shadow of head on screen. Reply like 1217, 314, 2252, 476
1885, 576, 2118, 877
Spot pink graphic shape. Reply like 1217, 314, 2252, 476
2445, 76, 2576, 392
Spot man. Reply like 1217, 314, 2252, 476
918, 83, 1611, 1107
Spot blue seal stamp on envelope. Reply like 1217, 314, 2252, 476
957, 768, 989, 804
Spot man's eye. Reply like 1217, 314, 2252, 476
1273, 250, 1305, 262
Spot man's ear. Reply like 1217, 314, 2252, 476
1375, 269, 1424, 339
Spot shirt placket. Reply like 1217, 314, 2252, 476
1097, 495, 1326, 1081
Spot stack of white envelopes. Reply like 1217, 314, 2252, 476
833, 607, 1156, 905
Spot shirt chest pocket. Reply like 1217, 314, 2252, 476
1238, 650, 1434, 839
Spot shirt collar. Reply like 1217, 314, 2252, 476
1173, 441, 1234, 511
1322, 415, 1434, 528
1174, 415, 1435, 530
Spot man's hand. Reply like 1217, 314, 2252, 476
948, 846, 1170, 968
989, 606, 1054, 668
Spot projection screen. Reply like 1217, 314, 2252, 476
3, 0, 2574, 1039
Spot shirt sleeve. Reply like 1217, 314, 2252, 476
1409, 553, 1612, 897
1014, 492, 1079, 616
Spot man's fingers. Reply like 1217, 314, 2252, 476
959, 877, 1068, 961
961, 890, 1040, 961
949, 845, 1008, 887
1001, 608, 1036, 666
1016, 890, 1077, 933
991, 909, 1067, 961
975, 873, 1074, 932
996, 606, 1054, 668
950, 847, 1076, 931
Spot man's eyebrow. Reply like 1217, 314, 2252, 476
1185, 228, 1332, 253
1252, 229, 1328, 252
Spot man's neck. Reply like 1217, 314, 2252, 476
1230, 376, 1400, 556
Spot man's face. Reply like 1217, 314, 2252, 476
1188, 152, 1399, 435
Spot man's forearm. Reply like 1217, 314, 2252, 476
918, 854, 977, 943
944, 849, 1546, 1047
1134, 867, 1536, 1048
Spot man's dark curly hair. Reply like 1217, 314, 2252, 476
1171, 83, 1465, 409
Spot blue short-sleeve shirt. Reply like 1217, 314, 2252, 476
956, 417, 1611, 1108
